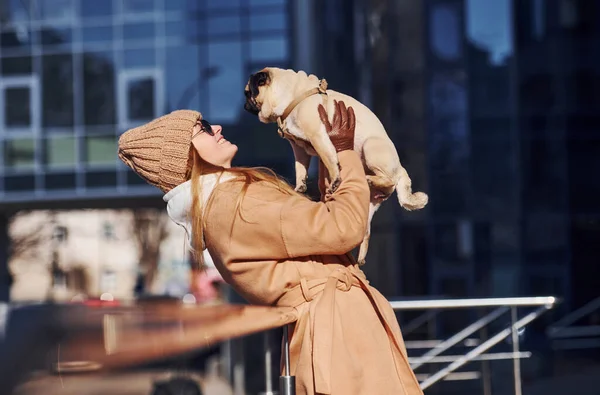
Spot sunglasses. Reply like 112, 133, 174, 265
192, 119, 214, 138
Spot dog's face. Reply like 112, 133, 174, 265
243, 69, 271, 119
244, 67, 300, 123
244, 68, 279, 123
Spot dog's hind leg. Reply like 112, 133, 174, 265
366, 175, 396, 199
357, 200, 381, 265
290, 141, 311, 193
363, 136, 428, 211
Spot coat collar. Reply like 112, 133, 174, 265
163, 171, 235, 260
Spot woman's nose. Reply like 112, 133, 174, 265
211, 125, 223, 135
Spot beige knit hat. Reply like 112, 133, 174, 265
118, 109, 201, 193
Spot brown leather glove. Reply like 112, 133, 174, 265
318, 100, 356, 153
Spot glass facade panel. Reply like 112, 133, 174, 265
45, 136, 76, 167
5, 138, 35, 170
42, 54, 74, 128
208, 41, 244, 123
0, 0, 292, 200
85, 135, 117, 166
4, 87, 31, 127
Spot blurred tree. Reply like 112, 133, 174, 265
132, 208, 170, 292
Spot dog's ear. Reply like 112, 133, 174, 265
248, 71, 271, 97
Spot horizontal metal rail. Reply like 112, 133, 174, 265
391, 296, 558, 394
390, 296, 557, 310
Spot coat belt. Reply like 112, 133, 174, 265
275, 266, 412, 395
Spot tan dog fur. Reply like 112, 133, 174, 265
244, 67, 428, 264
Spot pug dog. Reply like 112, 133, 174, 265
244, 67, 428, 265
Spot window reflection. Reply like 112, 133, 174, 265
1, 56, 32, 75
127, 78, 155, 121
207, 16, 242, 37
42, 54, 74, 127
465, 0, 513, 65
85, 134, 116, 166
82, 26, 114, 44
123, 0, 156, 13
4, 87, 31, 127
250, 37, 288, 62
165, 45, 205, 111
45, 136, 76, 167
250, 0, 286, 6
208, 41, 243, 123
124, 48, 155, 68
80, 0, 113, 18
206, 0, 241, 9
5, 138, 35, 169
250, 13, 286, 32
123, 23, 155, 42
38, 0, 74, 22
429, 3, 461, 61
83, 51, 116, 125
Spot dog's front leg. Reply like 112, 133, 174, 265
290, 140, 311, 193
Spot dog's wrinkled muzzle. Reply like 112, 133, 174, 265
244, 99, 260, 115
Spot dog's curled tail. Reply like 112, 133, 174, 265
396, 167, 428, 211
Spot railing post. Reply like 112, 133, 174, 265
279, 325, 295, 395
260, 330, 276, 395
510, 307, 522, 395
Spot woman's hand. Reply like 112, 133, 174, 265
318, 100, 356, 153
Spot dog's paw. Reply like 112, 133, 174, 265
327, 176, 341, 194
294, 182, 308, 193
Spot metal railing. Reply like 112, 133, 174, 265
390, 297, 558, 394
547, 296, 600, 351
254, 296, 558, 395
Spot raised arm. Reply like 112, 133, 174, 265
280, 149, 369, 257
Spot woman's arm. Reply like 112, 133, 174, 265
279, 150, 369, 257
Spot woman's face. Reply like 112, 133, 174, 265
191, 119, 238, 168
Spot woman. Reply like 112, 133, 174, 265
118, 102, 423, 395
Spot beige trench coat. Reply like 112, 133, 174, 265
203, 151, 423, 395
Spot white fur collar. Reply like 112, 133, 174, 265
163, 172, 235, 267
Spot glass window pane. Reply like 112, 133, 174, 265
127, 77, 156, 121
5, 174, 35, 191
38, 0, 75, 21
85, 171, 117, 187
250, 37, 288, 62
45, 136, 76, 167
5, 138, 35, 169
1, 30, 32, 52
207, 16, 241, 37
4, 87, 31, 127
208, 41, 243, 123
123, 23, 155, 41
249, 0, 286, 6
39, 28, 72, 49
165, 45, 205, 112
45, 172, 76, 190
4, 0, 31, 24
466, 0, 513, 65
206, 0, 240, 9
42, 54, 74, 127
123, 48, 155, 68
82, 26, 114, 44
80, 0, 113, 18
249, 13, 286, 32
429, 3, 461, 62
1, 56, 32, 75
123, 0, 156, 13
85, 135, 116, 165
83, 51, 116, 125
127, 168, 149, 186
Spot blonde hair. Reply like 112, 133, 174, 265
187, 148, 299, 269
